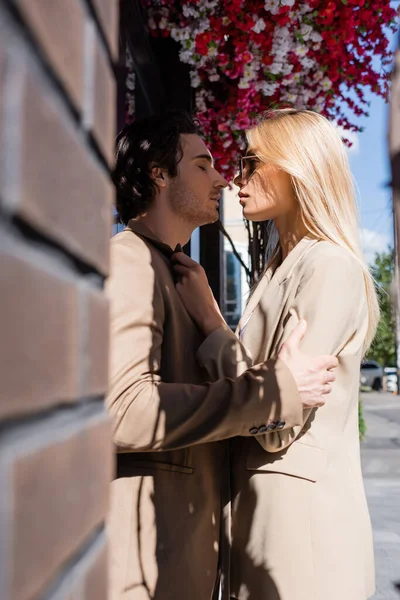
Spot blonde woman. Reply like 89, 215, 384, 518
172, 109, 378, 600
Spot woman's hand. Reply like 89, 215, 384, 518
172, 252, 226, 336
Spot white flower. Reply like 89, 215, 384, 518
191, 73, 201, 88
311, 31, 323, 43
300, 56, 314, 70
283, 64, 294, 76
314, 70, 324, 82
171, 28, 183, 41
223, 139, 232, 148
269, 62, 282, 75
179, 49, 193, 63
299, 24, 313, 41
260, 81, 279, 96
321, 77, 332, 91
159, 17, 168, 30
299, 3, 312, 14
295, 44, 309, 57
286, 92, 298, 103
208, 46, 218, 57
253, 17, 266, 34
244, 65, 257, 79
264, 0, 280, 14
238, 78, 251, 89
281, 0, 295, 6
183, 4, 199, 18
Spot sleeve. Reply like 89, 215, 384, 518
196, 325, 254, 380
257, 251, 368, 453
105, 241, 302, 452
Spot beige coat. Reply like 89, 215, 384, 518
197, 236, 375, 600
105, 221, 303, 600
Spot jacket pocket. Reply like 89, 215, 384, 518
246, 440, 326, 482
116, 451, 194, 477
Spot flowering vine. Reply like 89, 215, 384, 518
143, 0, 397, 181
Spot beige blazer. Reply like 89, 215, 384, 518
105, 221, 303, 600
197, 237, 375, 600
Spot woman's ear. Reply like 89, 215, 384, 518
151, 166, 167, 188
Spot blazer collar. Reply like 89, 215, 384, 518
272, 235, 319, 285
126, 219, 180, 260
236, 236, 319, 339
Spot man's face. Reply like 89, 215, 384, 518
167, 134, 228, 227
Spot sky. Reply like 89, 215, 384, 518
349, 24, 398, 265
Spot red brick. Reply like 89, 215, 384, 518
92, 0, 119, 59
16, 0, 85, 110
0, 249, 79, 419
10, 414, 113, 600
12, 71, 113, 275
92, 41, 116, 166
0, 40, 4, 132
85, 289, 110, 397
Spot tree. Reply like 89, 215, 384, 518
366, 248, 396, 367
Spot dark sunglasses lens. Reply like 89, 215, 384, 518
242, 157, 258, 179
248, 157, 258, 177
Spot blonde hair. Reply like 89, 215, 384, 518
246, 108, 379, 351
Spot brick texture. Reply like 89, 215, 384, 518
0, 249, 79, 419
16, 0, 85, 109
8, 71, 113, 275
92, 42, 116, 166
0, 0, 116, 597
92, 0, 119, 60
85, 289, 110, 397
10, 414, 113, 600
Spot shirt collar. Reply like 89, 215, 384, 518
126, 219, 181, 259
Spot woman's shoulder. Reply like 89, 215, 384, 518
301, 239, 363, 276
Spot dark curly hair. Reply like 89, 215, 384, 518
113, 111, 201, 225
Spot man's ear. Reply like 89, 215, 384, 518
151, 166, 167, 188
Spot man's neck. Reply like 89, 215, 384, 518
138, 206, 195, 249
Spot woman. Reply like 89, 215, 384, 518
172, 109, 378, 600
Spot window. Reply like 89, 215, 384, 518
224, 250, 242, 330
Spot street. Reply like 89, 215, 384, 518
361, 391, 400, 599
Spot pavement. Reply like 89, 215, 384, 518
361, 391, 400, 599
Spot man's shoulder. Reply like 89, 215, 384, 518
109, 229, 171, 281
110, 229, 152, 263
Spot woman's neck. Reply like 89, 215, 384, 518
274, 211, 308, 260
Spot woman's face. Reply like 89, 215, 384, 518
233, 154, 297, 222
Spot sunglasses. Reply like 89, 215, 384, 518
239, 154, 261, 181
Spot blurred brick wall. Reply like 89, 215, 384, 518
0, 1, 118, 598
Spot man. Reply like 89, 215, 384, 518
106, 112, 337, 600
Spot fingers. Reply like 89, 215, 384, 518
322, 383, 332, 395
282, 319, 307, 351
173, 264, 190, 277
171, 252, 198, 268
323, 370, 336, 384
319, 354, 339, 371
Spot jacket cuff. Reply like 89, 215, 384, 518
196, 325, 238, 367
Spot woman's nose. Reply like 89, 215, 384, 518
233, 173, 242, 188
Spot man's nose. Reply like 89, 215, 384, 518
215, 173, 229, 189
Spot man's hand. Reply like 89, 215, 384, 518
278, 319, 338, 409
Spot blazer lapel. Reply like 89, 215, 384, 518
238, 236, 320, 360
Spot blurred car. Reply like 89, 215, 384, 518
384, 367, 398, 393
360, 360, 383, 390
